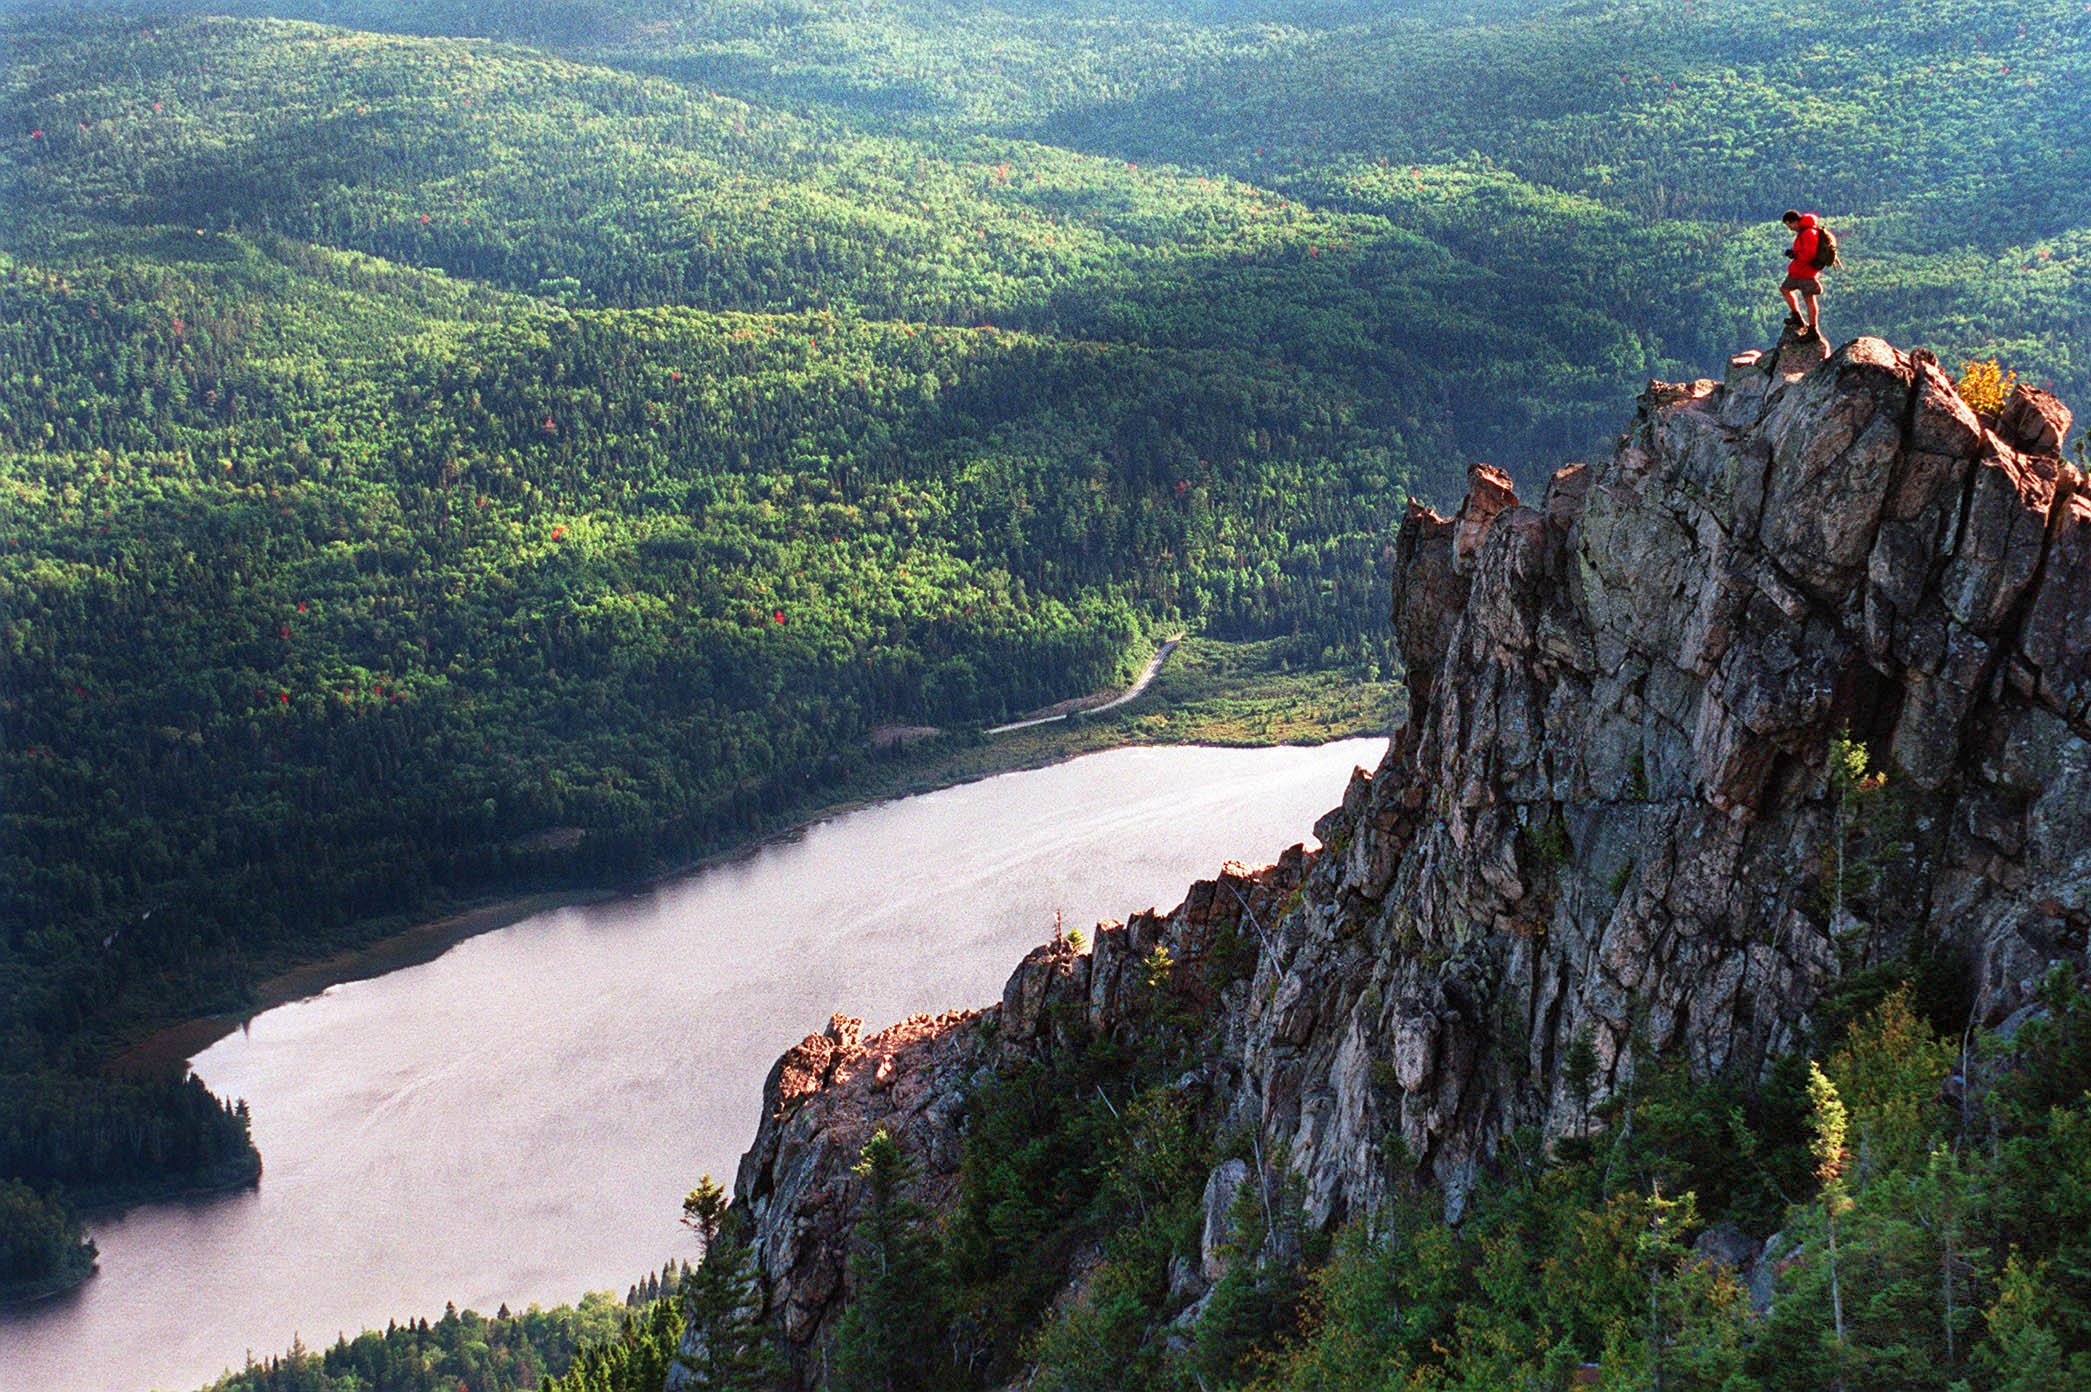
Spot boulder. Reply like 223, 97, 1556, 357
1997, 383, 2073, 457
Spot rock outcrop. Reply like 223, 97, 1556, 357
1239, 334, 2087, 1224
720, 333, 2089, 1381
721, 853, 1310, 1374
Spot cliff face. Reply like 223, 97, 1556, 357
1240, 333, 2086, 1225
719, 333, 2090, 1379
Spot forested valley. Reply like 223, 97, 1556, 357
4, 0, 2088, 1341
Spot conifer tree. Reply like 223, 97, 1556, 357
674, 1176, 780, 1391
832, 1129, 952, 1392
1976, 1256, 2075, 1392
544, 1294, 684, 1392
1563, 1027, 1599, 1137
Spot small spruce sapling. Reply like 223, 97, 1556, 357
682, 1175, 728, 1258
833, 1130, 951, 1392
1808, 1061, 1854, 1388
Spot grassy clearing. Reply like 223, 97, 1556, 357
1118, 636, 1402, 746
841, 637, 1401, 805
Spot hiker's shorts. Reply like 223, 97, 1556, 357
1781, 274, 1824, 295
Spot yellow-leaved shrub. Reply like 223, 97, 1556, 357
1956, 358, 2018, 415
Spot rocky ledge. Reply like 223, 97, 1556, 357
717, 332, 2088, 1381
718, 851, 1310, 1370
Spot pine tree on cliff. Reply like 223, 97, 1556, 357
833, 1129, 954, 1392
676, 1176, 781, 1391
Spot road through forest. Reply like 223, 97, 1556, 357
985, 636, 1182, 735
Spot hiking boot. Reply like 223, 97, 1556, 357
1784, 312, 1805, 327
1799, 322, 1822, 342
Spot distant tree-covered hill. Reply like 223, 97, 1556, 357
215, 0, 2089, 398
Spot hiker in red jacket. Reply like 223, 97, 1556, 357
1780, 209, 1830, 341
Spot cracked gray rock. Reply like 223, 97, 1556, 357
1255, 332, 2087, 1224
719, 334, 2089, 1386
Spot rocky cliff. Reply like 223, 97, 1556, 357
714, 333, 2089, 1383
704, 848, 1313, 1375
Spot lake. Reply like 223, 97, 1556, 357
0, 739, 1384, 1392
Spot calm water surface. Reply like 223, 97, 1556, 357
0, 740, 1383, 1392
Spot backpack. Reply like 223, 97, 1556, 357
1810, 224, 1840, 271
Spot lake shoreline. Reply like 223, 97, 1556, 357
106, 652, 1170, 1081
108, 766, 1069, 1081
107, 889, 624, 1079
108, 634, 1400, 1086
111, 719, 1376, 1083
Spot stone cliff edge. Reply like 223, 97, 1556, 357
694, 333, 2090, 1384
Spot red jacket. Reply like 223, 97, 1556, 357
1786, 214, 1822, 280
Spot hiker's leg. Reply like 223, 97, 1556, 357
1805, 289, 1821, 329
1781, 286, 1805, 325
